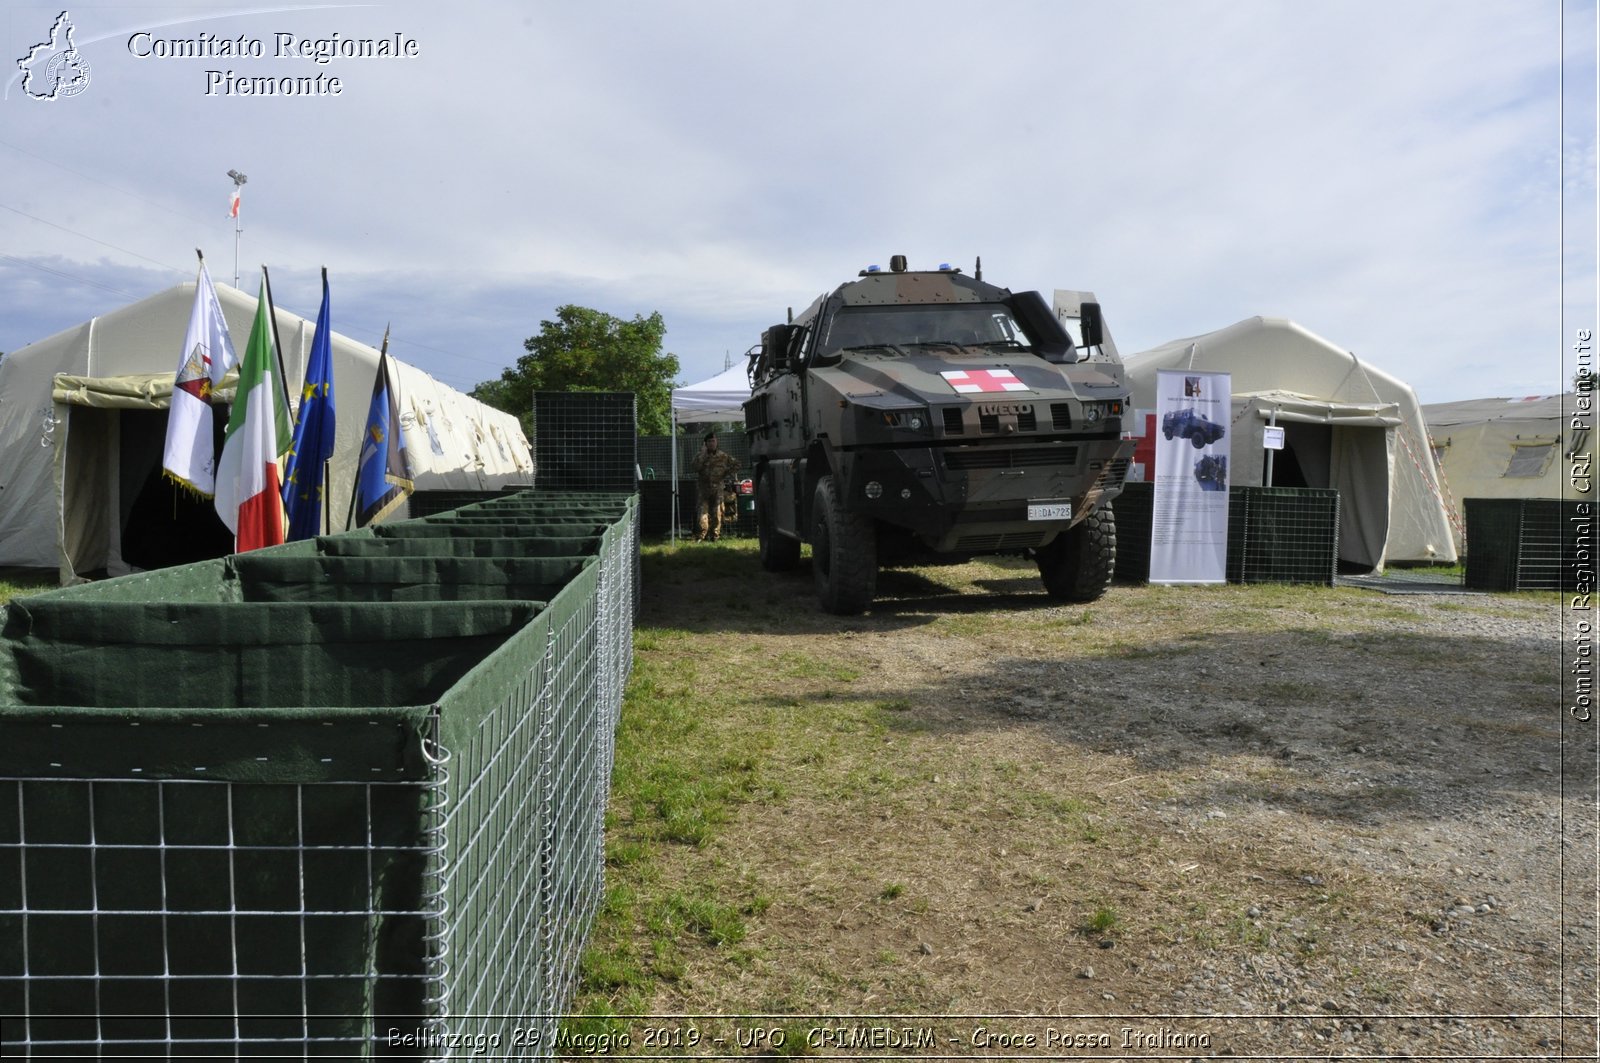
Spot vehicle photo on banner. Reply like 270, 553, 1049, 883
1150, 370, 1232, 583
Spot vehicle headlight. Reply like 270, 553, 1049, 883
875, 408, 930, 431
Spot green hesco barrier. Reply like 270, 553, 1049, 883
456, 502, 631, 518
0, 600, 542, 727
320, 535, 602, 559
227, 554, 595, 603
417, 514, 618, 529
378, 521, 575, 539
0, 599, 548, 1054
37, 538, 325, 603
417, 521, 612, 539
1, 492, 641, 1057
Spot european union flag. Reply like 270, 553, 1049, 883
356, 344, 413, 527
281, 270, 336, 540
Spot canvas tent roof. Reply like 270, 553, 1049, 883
671, 362, 752, 422
1125, 316, 1457, 569
0, 281, 533, 580
1422, 393, 1593, 554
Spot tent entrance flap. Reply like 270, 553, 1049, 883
1330, 424, 1392, 571
57, 405, 233, 582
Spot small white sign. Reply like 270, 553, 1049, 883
1263, 426, 1285, 451
1027, 502, 1072, 521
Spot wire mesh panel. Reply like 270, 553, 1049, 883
1109, 482, 1339, 584
534, 393, 637, 492
427, 501, 636, 1056
636, 434, 754, 538
1229, 487, 1340, 586
1, 492, 639, 1060
0, 775, 434, 1058
1464, 497, 1588, 591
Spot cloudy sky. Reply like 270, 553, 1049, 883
2, 1, 1594, 404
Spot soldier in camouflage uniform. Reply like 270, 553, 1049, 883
691, 431, 738, 541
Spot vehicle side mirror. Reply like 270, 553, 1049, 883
1080, 302, 1104, 350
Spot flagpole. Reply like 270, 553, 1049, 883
227, 170, 247, 288
319, 265, 331, 536
346, 324, 391, 531
258, 265, 296, 426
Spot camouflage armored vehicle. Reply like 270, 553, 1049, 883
743, 256, 1135, 614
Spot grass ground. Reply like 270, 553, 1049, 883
564, 536, 1572, 1057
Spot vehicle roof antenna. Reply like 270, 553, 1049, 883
974, 256, 982, 282
787, 306, 793, 324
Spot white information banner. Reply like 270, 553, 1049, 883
1150, 369, 1231, 584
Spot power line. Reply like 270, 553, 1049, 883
0, 140, 524, 380
0, 253, 143, 300
1, 203, 190, 277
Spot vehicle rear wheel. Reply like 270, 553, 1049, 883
1037, 502, 1116, 602
757, 473, 801, 572
811, 474, 877, 615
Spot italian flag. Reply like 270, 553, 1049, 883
214, 278, 291, 551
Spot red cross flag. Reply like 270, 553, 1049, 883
940, 368, 1029, 394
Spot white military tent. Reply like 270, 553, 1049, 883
0, 281, 533, 581
1125, 316, 1456, 570
1422, 394, 1593, 555
667, 362, 753, 541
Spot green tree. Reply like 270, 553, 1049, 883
473, 306, 680, 435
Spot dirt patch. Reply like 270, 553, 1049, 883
599, 543, 1596, 1058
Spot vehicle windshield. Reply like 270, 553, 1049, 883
820, 304, 1033, 354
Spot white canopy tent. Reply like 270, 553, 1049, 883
1125, 317, 1456, 570
668, 363, 753, 541
0, 281, 533, 581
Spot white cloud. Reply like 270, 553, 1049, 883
0, 0, 1588, 401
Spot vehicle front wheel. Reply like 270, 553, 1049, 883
810, 474, 877, 615
757, 474, 801, 572
1037, 502, 1116, 602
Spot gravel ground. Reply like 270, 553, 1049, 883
632, 550, 1598, 1059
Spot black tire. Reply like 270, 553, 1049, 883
757, 473, 801, 572
1191, 433, 1206, 449
810, 474, 877, 615
1037, 502, 1116, 602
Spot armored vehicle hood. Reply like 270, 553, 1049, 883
815, 348, 1123, 405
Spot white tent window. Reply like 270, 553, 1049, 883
1504, 441, 1556, 479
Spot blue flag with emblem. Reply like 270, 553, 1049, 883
281, 270, 337, 540
355, 333, 413, 527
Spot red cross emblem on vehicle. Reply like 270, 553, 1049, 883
939, 369, 1029, 394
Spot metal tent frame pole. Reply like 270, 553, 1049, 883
670, 407, 678, 544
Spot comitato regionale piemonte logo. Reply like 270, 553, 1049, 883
17, 10, 91, 101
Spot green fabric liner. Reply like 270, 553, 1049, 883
426, 521, 611, 538
39, 539, 324, 603
418, 515, 618, 529
0, 600, 544, 781
451, 503, 629, 515
227, 554, 593, 603
321, 535, 601, 557
378, 521, 584, 539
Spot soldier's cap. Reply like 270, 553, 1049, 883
704, 431, 716, 442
